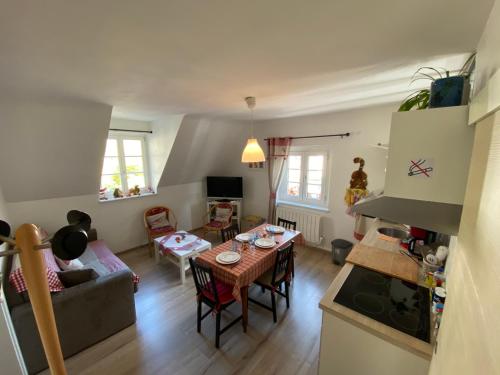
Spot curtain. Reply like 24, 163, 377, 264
267, 137, 292, 224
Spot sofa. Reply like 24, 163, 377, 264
2, 229, 138, 375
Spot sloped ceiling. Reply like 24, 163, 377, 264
0, 0, 494, 119
0, 95, 112, 202
159, 115, 248, 186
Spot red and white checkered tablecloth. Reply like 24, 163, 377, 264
196, 223, 304, 301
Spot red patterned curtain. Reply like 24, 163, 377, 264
267, 137, 292, 223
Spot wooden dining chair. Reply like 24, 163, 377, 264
277, 217, 297, 277
248, 241, 294, 323
189, 258, 242, 348
221, 223, 240, 242
277, 217, 297, 231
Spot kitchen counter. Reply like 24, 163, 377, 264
317, 219, 432, 375
319, 263, 432, 360
360, 217, 409, 252
346, 243, 419, 284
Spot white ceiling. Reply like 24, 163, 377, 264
0, 0, 494, 120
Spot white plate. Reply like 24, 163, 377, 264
266, 225, 285, 234
235, 233, 252, 242
216, 251, 241, 264
255, 238, 275, 248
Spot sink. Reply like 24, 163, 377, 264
377, 227, 409, 240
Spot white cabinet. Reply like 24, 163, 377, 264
319, 312, 430, 375
385, 106, 474, 205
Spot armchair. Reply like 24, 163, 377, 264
144, 206, 178, 256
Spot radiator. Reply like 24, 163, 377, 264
276, 205, 322, 244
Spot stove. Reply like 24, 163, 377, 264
334, 265, 430, 342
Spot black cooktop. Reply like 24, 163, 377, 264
334, 266, 430, 342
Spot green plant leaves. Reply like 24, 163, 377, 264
398, 89, 430, 111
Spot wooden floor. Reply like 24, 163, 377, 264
43, 233, 340, 375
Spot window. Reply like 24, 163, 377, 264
278, 150, 329, 209
100, 134, 151, 199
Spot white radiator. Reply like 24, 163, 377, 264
276, 205, 322, 244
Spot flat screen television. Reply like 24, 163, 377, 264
206, 176, 243, 199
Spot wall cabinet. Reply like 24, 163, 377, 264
385, 106, 474, 205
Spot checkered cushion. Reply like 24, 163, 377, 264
9, 249, 64, 294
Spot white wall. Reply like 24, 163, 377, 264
429, 4, 500, 373
429, 109, 500, 375
0, 95, 112, 202
159, 115, 248, 187
109, 117, 151, 132
238, 104, 395, 248
148, 115, 184, 189
6, 182, 206, 253
475, 0, 500, 92
0, 185, 26, 375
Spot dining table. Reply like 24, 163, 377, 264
196, 223, 305, 331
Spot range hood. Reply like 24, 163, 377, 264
354, 106, 473, 236
352, 195, 463, 235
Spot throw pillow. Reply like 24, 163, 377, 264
9, 250, 64, 294
215, 207, 231, 222
57, 269, 98, 288
55, 256, 85, 271
147, 211, 170, 229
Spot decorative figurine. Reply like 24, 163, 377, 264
345, 157, 369, 209
129, 185, 141, 196
349, 157, 368, 190
113, 188, 124, 198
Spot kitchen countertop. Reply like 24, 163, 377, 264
319, 263, 433, 360
360, 217, 409, 252
318, 218, 432, 360
346, 243, 419, 284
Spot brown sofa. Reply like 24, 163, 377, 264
2, 230, 137, 374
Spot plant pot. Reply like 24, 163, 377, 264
429, 76, 470, 108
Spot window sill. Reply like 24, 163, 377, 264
98, 191, 157, 203
276, 201, 330, 213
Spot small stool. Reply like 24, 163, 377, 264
242, 215, 265, 232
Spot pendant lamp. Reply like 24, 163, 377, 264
241, 97, 266, 163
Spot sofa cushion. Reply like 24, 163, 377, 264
9, 249, 64, 294
57, 269, 99, 288
78, 240, 140, 287
55, 257, 85, 271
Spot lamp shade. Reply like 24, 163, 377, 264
241, 138, 266, 163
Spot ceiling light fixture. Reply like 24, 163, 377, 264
241, 96, 266, 163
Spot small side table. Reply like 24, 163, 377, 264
154, 234, 211, 284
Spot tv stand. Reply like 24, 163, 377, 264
206, 198, 242, 228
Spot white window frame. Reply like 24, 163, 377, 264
277, 148, 330, 210
100, 132, 151, 195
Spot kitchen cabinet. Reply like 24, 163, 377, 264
353, 106, 475, 234
319, 310, 430, 375
385, 106, 474, 205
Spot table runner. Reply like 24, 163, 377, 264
158, 231, 203, 254
196, 224, 304, 301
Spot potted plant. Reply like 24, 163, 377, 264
399, 53, 475, 111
